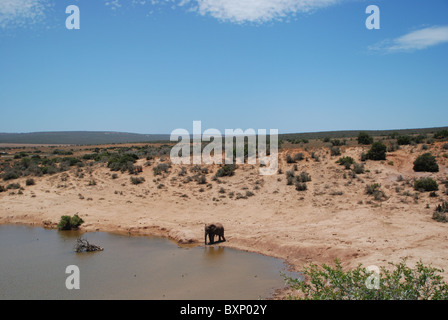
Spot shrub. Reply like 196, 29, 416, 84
336, 157, 355, 169
6, 183, 21, 190
0, 185, 5, 192
286, 170, 295, 185
414, 177, 438, 192
433, 201, 448, 223
153, 163, 171, 175
434, 130, 448, 139
286, 170, 295, 179
286, 155, 295, 163
215, 164, 236, 178
442, 143, 448, 150
413, 153, 439, 172
330, 146, 341, 157
107, 153, 139, 173
357, 132, 373, 145
331, 139, 345, 146
295, 181, 307, 191
25, 178, 35, 186
283, 258, 448, 300
366, 183, 380, 193
195, 174, 207, 185
61, 157, 82, 167
397, 136, 412, 145
2, 170, 20, 181
366, 183, 385, 200
57, 214, 84, 231
128, 165, 143, 175
296, 172, 311, 183
130, 176, 145, 185
294, 153, 304, 161
52, 149, 73, 155
365, 142, 387, 161
353, 163, 365, 174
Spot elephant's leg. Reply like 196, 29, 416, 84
210, 233, 215, 244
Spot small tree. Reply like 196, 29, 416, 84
365, 142, 387, 161
413, 153, 439, 172
357, 132, 373, 145
414, 177, 438, 192
57, 214, 84, 231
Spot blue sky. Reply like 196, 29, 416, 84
0, 0, 447, 134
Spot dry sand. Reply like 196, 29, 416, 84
1, 143, 448, 289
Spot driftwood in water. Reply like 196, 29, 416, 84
75, 237, 104, 253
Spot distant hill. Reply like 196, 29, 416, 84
279, 126, 448, 141
0, 126, 447, 145
0, 131, 171, 145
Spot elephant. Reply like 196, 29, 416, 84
204, 223, 226, 245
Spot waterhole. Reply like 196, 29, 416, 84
0, 225, 296, 300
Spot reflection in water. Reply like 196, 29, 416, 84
0, 225, 295, 300
203, 246, 226, 261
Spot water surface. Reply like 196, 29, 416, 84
0, 225, 294, 300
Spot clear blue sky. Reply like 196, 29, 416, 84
1, 0, 447, 134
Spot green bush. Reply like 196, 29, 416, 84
397, 136, 412, 145
433, 201, 448, 223
2, 170, 20, 181
195, 174, 207, 185
57, 216, 72, 230
365, 142, 387, 161
353, 163, 365, 174
57, 214, 84, 231
295, 181, 307, 191
6, 183, 21, 190
294, 153, 304, 161
215, 164, 236, 178
286, 154, 295, 163
330, 146, 341, 157
365, 183, 385, 200
357, 132, 373, 145
296, 172, 311, 183
153, 163, 171, 175
283, 259, 448, 300
331, 139, 345, 146
413, 153, 439, 172
61, 157, 82, 167
107, 153, 139, 173
434, 130, 448, 139
25, 178, 35, 186
336, 157, 355, 169
414, 177, 438, 192
52, 149, 73, 155
130, 176, 145, 185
